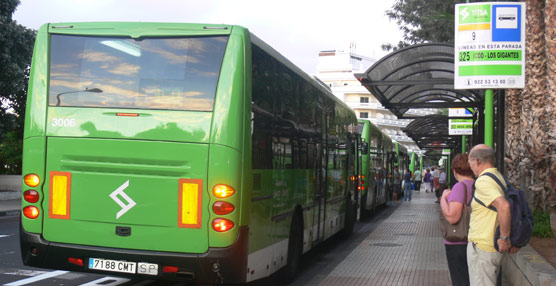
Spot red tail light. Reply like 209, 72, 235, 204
212, 201, 235, 215
23, 206, 40, 219
163, 266, 179, 273
212, 218, 234, 232
68, 258, 84, 267
24, 190, 40, 203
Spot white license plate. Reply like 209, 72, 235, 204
137, 262, 158, 276
89, 258, 136, 274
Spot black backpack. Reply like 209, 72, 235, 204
472, 172, 534, 251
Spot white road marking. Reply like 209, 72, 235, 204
0, 234, 11, 238
4, 270, 69, 286
79, 276, 131, 286
0, 269, 48, 277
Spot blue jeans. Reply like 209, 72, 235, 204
403, 181, 412, 201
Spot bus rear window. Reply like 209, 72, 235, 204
48, 35, 228, 111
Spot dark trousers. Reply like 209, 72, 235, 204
414, 181, 421, 191
445, 244, 470, 286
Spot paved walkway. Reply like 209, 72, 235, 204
321, 189, 452, 286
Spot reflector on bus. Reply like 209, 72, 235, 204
178, 179, 203, 228
49, 171, 72, 219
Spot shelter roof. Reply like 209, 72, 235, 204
355, 43, 483, 150
355, 43, 483, 119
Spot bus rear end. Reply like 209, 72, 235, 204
20, 22, 251, 284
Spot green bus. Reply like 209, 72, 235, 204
19, 22, 359, 284
356, 119, 393, 215
393, 142, 410, 175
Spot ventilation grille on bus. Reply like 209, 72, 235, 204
253, 173, 261, 191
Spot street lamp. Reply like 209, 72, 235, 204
55, 88, 103, 107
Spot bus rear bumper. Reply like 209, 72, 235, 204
20, 223, 249, 284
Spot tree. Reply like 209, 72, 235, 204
386, 0, 556, 211
0, 0, 36, 174
505, 0, 556, 211
383, 0, 491, 51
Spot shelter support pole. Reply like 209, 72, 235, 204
496, 91, 505, 173
462, 136, 467, 153
447, 154, 452, 187
485, 89, 494, 147
478, 107, 485, 145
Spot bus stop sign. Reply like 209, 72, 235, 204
454, 2, 525, 89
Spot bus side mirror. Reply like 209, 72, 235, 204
360, 143, 368, 155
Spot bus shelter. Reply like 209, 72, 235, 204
355, 43, 506, 177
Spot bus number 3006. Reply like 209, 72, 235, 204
52, 118, 76, 127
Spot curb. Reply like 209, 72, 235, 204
503, 244, 556, 286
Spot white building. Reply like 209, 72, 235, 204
315, 49, 431, 153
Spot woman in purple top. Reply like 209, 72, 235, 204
440, 154, 474, 286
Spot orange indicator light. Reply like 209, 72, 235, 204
212, 218, 234, 232
23, 206, 40, 219
24, 174, 40, 187
116, 113, 139, 117
213, 184, 235, 198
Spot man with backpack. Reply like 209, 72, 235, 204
467, 144, 516, 286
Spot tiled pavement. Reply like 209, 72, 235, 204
320, 190, 451, 286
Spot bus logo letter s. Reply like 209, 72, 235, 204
110, 180, 136, 219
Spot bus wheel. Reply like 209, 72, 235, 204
278, 213, 303, 283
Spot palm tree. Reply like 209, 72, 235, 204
505, 0, 556, 211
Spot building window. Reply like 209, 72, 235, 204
360, 112, 368, 118
360, 97, 369, 103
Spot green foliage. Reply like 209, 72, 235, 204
383, 0, 494, 51
533, 210, 554, 238
0, 0, 36, 174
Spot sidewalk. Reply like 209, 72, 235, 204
318, 189, 556, 286
320, 190, 451, 285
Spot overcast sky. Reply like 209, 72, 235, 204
12, 0, 403, 75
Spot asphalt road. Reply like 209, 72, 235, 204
0, 205, 394, 286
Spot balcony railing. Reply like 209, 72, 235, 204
347, 102, 386, 110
